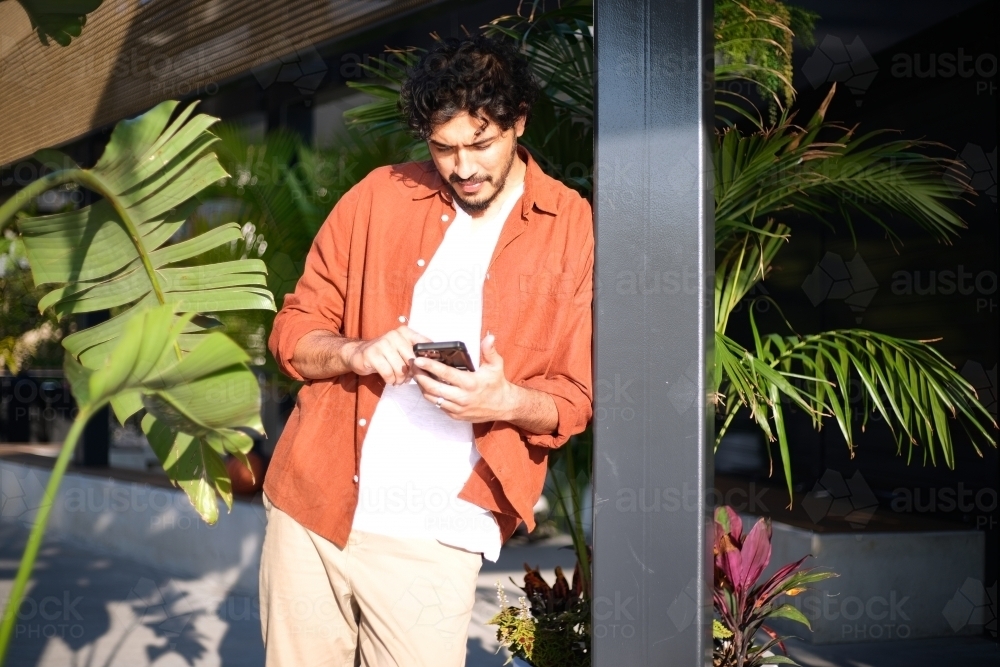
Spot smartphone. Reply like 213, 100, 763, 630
412, 341, 476, 371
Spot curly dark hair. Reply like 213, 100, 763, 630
399, 35, 540, 140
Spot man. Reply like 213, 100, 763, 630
261, 35, 593, 666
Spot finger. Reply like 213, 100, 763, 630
412, 373, 466, 404
399, 326, 433, 345
412, 357, 470, 387
386, 333, 422, 378
380, 348, 411, 385
412, 371, 448, 396
480, 334, 501, 366
373, 337, 413, 384
366, 353, 396, 385
386, 346, 415, 383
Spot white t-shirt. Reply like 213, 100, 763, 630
351, 181, 525, 562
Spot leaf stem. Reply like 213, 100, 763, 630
71, 171, 169, 307
0, 170, 84, 234
0, 405, 93, 666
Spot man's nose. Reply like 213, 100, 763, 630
453, 150, 477, 180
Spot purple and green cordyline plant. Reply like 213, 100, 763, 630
713, 506, 837, 667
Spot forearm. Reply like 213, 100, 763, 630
502, 383, 559, 435
290, 330, 359, 380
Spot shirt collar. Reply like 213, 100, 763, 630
408, 145, 558, 217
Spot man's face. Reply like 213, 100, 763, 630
427, 111, 526, 213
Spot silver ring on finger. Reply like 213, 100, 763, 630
435, 396, 444, 409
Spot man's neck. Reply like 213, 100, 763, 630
465, 151, 527, 224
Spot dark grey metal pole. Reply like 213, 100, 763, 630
592, 0, 714, 664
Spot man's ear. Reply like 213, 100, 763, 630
514, 115, 527, 138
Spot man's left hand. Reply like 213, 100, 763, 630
412, 334, 513, 422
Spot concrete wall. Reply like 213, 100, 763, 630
746, 514, 986, 644
0, 459, 265, 596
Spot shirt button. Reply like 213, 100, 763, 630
353, 475, 359, 483
358, 418, 367, 426
417, 259, 425, 267
398, 315, 407, 323
441, 214, 449, 222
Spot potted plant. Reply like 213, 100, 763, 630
489, 560, 590, 667
713, 506, 836, 666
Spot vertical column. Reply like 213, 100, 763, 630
592, 0, 714, 665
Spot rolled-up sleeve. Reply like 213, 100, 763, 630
517, 197, 594, 448
268, 186, 359, 381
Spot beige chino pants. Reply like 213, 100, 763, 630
259, 493, 483, 667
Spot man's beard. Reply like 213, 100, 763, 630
448, 143, 517, 213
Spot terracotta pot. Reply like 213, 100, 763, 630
226, 451, 265, 495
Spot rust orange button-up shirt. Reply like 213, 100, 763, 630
264, 147, 594, 548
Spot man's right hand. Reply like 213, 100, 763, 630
341, 326, 431, 385
290, 326, 431, 383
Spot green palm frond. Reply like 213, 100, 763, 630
486, 3, 594, 195
342, 47, 424, 153
717, 325, 998, 497
715, 85, 971, 248
485, 1, 594, 124
715, 220, 788, 333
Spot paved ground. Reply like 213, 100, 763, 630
1, 522, 996, 666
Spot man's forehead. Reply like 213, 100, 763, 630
429, 112, 504, 144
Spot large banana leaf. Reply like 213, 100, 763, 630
0, 99, 275, 518
9, 100, 275, 421
0, 303, 261, 665
64, 304, 262, 521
